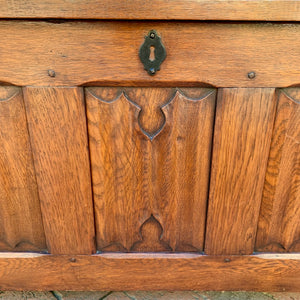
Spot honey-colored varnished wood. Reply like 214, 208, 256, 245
0, 253, 298, 291
0, 4, 299, 290
23, 87, 95, 255
0, 87, 46, 252
0, 0, 300, 21
205, 88, 277, 255
86, 87, 216, 252
256, 89, 300, 253
0, 22, 300, 87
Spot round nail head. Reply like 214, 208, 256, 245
48, 69, 56, 77
248, 72, 256, 79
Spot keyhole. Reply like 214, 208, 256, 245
149, 46, 155, 61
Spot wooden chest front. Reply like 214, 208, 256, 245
0, 1, 299, 291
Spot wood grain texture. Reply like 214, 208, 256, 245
0, 253, 299, 291
205, 88, 277, 255
0, 87, 46, 252
23, 87, 95, 255
86, 87, 216, 252
0, 0, 300, 21
0, 21, 299, 87
256, 89, 300, 253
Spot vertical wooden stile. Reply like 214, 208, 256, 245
23, 87, 95, 255
205, 88, 277, 255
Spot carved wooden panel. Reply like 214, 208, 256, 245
256, 88, 300, 253
86, 87, 216, 252
0, 87, 46, 252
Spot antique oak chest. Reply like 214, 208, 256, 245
0, 0, 299, 291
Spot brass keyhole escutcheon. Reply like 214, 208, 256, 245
139, 30, 167, 75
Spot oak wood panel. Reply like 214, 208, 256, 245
23, 87, 95, 255
0, 253, 299, 291
0, 87, 46, 252
0, 22, 300, 87
86, 87, 216, 252
205, 88, 277, 255
256, 89, 300, 253
0, 0, 300, 21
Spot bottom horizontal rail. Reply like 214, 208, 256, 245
0, 252, 299, 291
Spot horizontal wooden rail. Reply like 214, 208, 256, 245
0, 21, 299, 87
0, 0, 300, 21
0, 253, 299, 291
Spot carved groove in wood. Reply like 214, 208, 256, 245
86, 87, 216, 252
256, 88, 300, 253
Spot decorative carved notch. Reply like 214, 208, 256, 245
131, 215, 172, 252
139, 30, 166, 76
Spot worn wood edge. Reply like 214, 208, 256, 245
0, 0, 300, 21
0, 253, 299, 291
